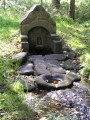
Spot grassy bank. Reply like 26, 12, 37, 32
54, 15, 90, 77
0, 9, 34, 119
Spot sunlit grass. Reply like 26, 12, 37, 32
54, 14, 90, 77
0, 9, 35, 119
0, 13, 19, 41
54, 15, 90, 51
0, 82, 34, 120
0, 9, 22, 58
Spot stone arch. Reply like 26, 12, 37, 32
21, 20, 56, 35
28, 26, 52, 53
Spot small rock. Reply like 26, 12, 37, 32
66, 51, 76, 59
19, 63, 34, 75
19, 77, 36, 92
48, 66, 66, 74
12, 52, 28, 60
60, 59, 80, 70
66, 71, 81, 81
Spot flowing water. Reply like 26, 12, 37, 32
25, 81, 90, 120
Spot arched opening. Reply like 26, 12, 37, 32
28, 27, 52, 54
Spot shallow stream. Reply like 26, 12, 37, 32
25, 81, 90, 120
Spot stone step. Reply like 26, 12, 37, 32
27, 55, 44, 62
45, 54, 66, 61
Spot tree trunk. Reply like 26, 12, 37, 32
3, 0, 6, 9
41, 0, 43, 5
69, 0, 75, 20
52, 0, 60, 9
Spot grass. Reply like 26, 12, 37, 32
0, 4, 90, 119
53, 14, 90, 77
0, 9, 22, 56
0, 9, 35, 119
0, 82, 35, 120
54, 15, 90, 51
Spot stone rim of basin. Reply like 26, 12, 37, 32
35, 72, 81, 91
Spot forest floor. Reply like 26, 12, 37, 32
0, 9, 90, 119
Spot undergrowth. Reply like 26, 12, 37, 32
0, 81, 34, 120
0, 9, 35, 119
54, 14, 90, 78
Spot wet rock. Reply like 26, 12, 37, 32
48, 66, 66, 74
34, 60, 50, 75
66, 51, 77, 59
19, 77, 36, 92
60, 59, 80, 70
45, 54, 66, 61
19, 63, 34, 75
25, 81, 90, 119
66, 71, 81, 81
35, 74, 75, 91
87, 108, 90, 117
73, 82, 90, 92
35, 66, 50, 75
46, 60, 60, 67
34, 60, 46, 68
27, 55, 44, 62
66, 100, 74, 108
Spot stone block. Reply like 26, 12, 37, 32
21, 35, 28, 42
22, 42, 29, 52
52, 40, 62, 54
34, 60, 50, 75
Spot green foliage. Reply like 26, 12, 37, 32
80, 53, 90, 77
80, 64, 90, 77
0, 58, 21, 84
54, 14, 90, 79
80, 53, 90, 65
0, 0, 41, 11
59, 1, 69, 15
0, 85, 34, 120
0, 7, 35, 119
10, 81, 23, 93
76, 0, 90, 22
0, 10, 19, 42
